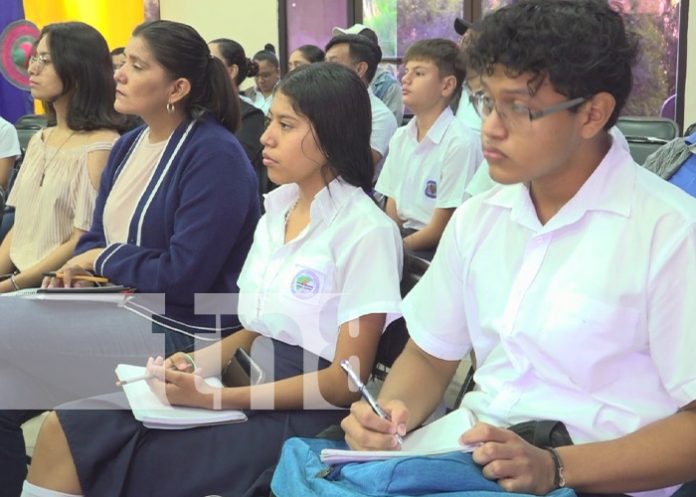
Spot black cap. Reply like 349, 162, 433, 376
454, 17, 473, 36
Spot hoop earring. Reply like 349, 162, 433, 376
166, 102, 175, 114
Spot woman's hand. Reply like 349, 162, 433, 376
0, 277, 16, 294
41, 264, 95, 288
342, 399, 409, 451
460, 423, 557, 495
145, 356, 221, 410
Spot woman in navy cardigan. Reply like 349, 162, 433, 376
0, 20, 259, 497
47, 21, 260, 349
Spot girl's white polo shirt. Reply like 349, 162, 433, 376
237, 178, 403, 362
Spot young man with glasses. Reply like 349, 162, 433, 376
341, 1, 696, 496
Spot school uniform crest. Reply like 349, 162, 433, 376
291, 269, 321, 298
424, 180, 437, 199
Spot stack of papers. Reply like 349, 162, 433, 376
320, 407, 478, 463
115, 364, 247, 430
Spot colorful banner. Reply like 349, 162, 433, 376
23, 0, 145, 49
0, 0, 32, 123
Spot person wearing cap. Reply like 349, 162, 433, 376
333, 24, 404, 125
325, 33, 398, 178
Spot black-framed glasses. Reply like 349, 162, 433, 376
470, 92, 587, 128
28, 54, 51, 72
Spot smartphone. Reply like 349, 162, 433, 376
221, 348, 266, 387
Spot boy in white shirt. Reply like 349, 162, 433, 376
0, 117, 20, 193
343, 1, 696, 496
375, 39, 482, 257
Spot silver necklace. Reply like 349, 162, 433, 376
40, 129, 76, 187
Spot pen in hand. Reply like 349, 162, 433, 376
116, 354, 197, 386
116, 372, 153, 386
42, 271, 109, 284
340, 359, 404, 446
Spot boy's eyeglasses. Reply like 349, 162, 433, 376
28, 54, 51, 72
470, 92, 586, 129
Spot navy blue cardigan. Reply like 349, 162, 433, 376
76, 116, 260, 332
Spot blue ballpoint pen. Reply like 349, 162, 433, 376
340, 359, 404, 445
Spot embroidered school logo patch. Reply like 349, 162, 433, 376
291, 269, 321, 299
424, 180, 437, 199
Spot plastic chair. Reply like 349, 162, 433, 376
660, 94, 676, 121
616, 116, 680, 165
14, 113, 48, 154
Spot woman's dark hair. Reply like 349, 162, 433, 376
253, 49, 279, 70
110, 46, 125, 56
132, 20, 240, 133
38, 22, 122, 131
209, 38, 259, 87
277, 63, 373, 193
466, 0, 638, 129
294, 45, 325, 64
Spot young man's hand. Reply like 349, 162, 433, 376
342, 399, 409, 450
461, 423, 557, 495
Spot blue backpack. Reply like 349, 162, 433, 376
271, 437, 578, 497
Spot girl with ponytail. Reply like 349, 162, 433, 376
209, 38, 268, 192
44, 19, 261, 352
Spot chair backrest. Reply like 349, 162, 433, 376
659, 94, 676, 121
616, 116, 680, 165
14, 113, 48, 153
372, 252, 430, 378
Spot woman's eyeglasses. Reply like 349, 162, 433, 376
28, 54, 51, 72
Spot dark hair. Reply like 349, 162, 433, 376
277, 63, 373, 193
132, 20, 240, 133
253, 49, 279, 70
210, 38, 259, 86
38, 22, 122, 131
405, 38, 467, 93
325, 34, 381, 84
264, 43, 276, 54
110, 46, 125, 57
466, 0, 639, 129
294, 44, 325, 64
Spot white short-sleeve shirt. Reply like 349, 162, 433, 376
237, 178, 403, 362
369, 89, 398, 164
375, 107, 483, 229
404, 140, 696, 497
455, 86, 482, 134
0, 117, 20, 159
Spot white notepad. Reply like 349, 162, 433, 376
115, 364, 247, 430
2, 286, 133, 304
320, 407, 478, 463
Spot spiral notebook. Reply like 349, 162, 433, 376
320, 407, 478, 463
115, 364, 247, 430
